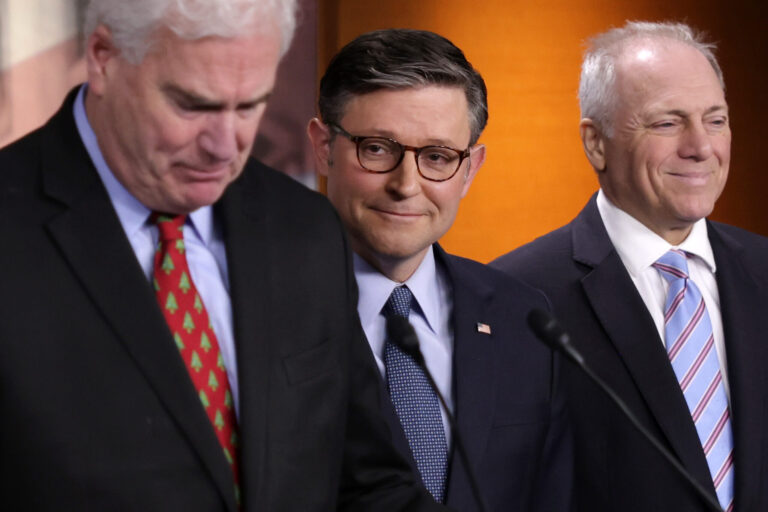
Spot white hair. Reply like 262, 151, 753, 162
84, 0, 298, 64
578, 21, 724, 137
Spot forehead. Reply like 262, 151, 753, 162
339, 86, 471, 142
613, 40, 726, 114
137, 26, 282, 101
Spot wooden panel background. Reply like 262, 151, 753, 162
317, 0, 768, 262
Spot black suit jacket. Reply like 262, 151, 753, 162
0, 89, 446, 511
492, 195, 768, 511
378, 246, 573, 512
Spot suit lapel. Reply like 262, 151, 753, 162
436, 246, 496, 501
572, 198, 715, 490
709, 223, 766, 510
40, 92, 237, 511
216, 167, 272, 509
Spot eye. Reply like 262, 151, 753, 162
359, 138, 396, 158
651, 120, 678, 129
421, 148, 458, 166
707, 117, 728, 127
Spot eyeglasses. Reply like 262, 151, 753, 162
329, 123, 471, 182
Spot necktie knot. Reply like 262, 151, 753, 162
653, 249, 690, 282
152, 213, 186, 241
384, 286, 413, 319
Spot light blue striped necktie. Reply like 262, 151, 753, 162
383, 285, 448, 502
654, 249, 734, 511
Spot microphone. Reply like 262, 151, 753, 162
386, 315, 489, 512
527, 309, 723, 512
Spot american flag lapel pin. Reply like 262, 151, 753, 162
476, 322, 491, 335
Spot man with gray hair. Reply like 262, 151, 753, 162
493, 21, 768, 511
0, 2, 448, 510
308, 29, 573, 511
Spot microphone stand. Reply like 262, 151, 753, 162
387, 316, 489, 512
527, 309, 724, 512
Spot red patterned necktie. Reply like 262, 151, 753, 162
152, 213, 240, 501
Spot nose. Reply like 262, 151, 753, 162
678, 120, 714, 161
384, 149, 422, 199
198, 112, 239, 163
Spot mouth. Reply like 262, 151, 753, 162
175, 163, 233, 180
370, 206, 425, 220
667, 170, 714, 186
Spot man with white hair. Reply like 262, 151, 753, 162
0, 1, 448, 510
493, 21, 768, 511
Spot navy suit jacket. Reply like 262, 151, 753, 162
0, 89, 446, 512
379, 245, 573, 512
492, 195, 768, 511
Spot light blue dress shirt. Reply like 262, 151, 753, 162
73, 85, 240, 416
354, 245, 454, 443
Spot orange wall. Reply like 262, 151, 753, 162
318, 0, 768, 263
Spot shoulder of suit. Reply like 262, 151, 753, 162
0, 122, 46, 175
442, 251, 549, 306
490, 221, 574, 272
239, 158, 337, 220
709, 219, 768, 247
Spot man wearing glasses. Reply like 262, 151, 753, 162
308, 29, 573, 511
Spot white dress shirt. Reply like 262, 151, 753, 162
354, 246, 454, 443
73, 85, 240, 415
597, 190, 730, 398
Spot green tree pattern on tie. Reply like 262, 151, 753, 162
165, 292, 178, 314
161, 253, 175, 274
201, 331, 212, 352
151, 213, 239, 492
190, 351, 203, 372
209, 370, 219, 391
179, 271, 191, 294
183, 311, 195, 333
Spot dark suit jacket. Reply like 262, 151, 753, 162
378, 245, 573, 512
492, 195, 768, 511
0, 90, 446, 511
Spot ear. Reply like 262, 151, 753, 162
307, 117, 333, 177
459, 143, 486, 198
580, 118, 607, 172
85, 24, 121, 97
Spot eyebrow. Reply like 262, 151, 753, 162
162, 84, 272, 110
660, 105, 729, 117
356, 129, 464, 148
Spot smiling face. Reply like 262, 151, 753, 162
309, 86, 485, 281
85, 23, 282, 214
585, 40, 730, 244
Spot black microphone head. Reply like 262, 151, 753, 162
527, 309, 585, 365
527, 309, 571, 349
385, 316, 423, 363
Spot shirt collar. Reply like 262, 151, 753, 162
73, 84, 215, 244
354, 245, 444, 333
597, 189, 716, 275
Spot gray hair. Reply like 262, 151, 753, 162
84, 0, 298, 64
318, 29, 488, 146
579, 21, 724, 136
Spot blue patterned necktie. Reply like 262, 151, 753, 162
653, 249, 734, 511
383, 285, 448, 502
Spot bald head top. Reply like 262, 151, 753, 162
579, 21, 724, 136
84, 0, 298, 64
